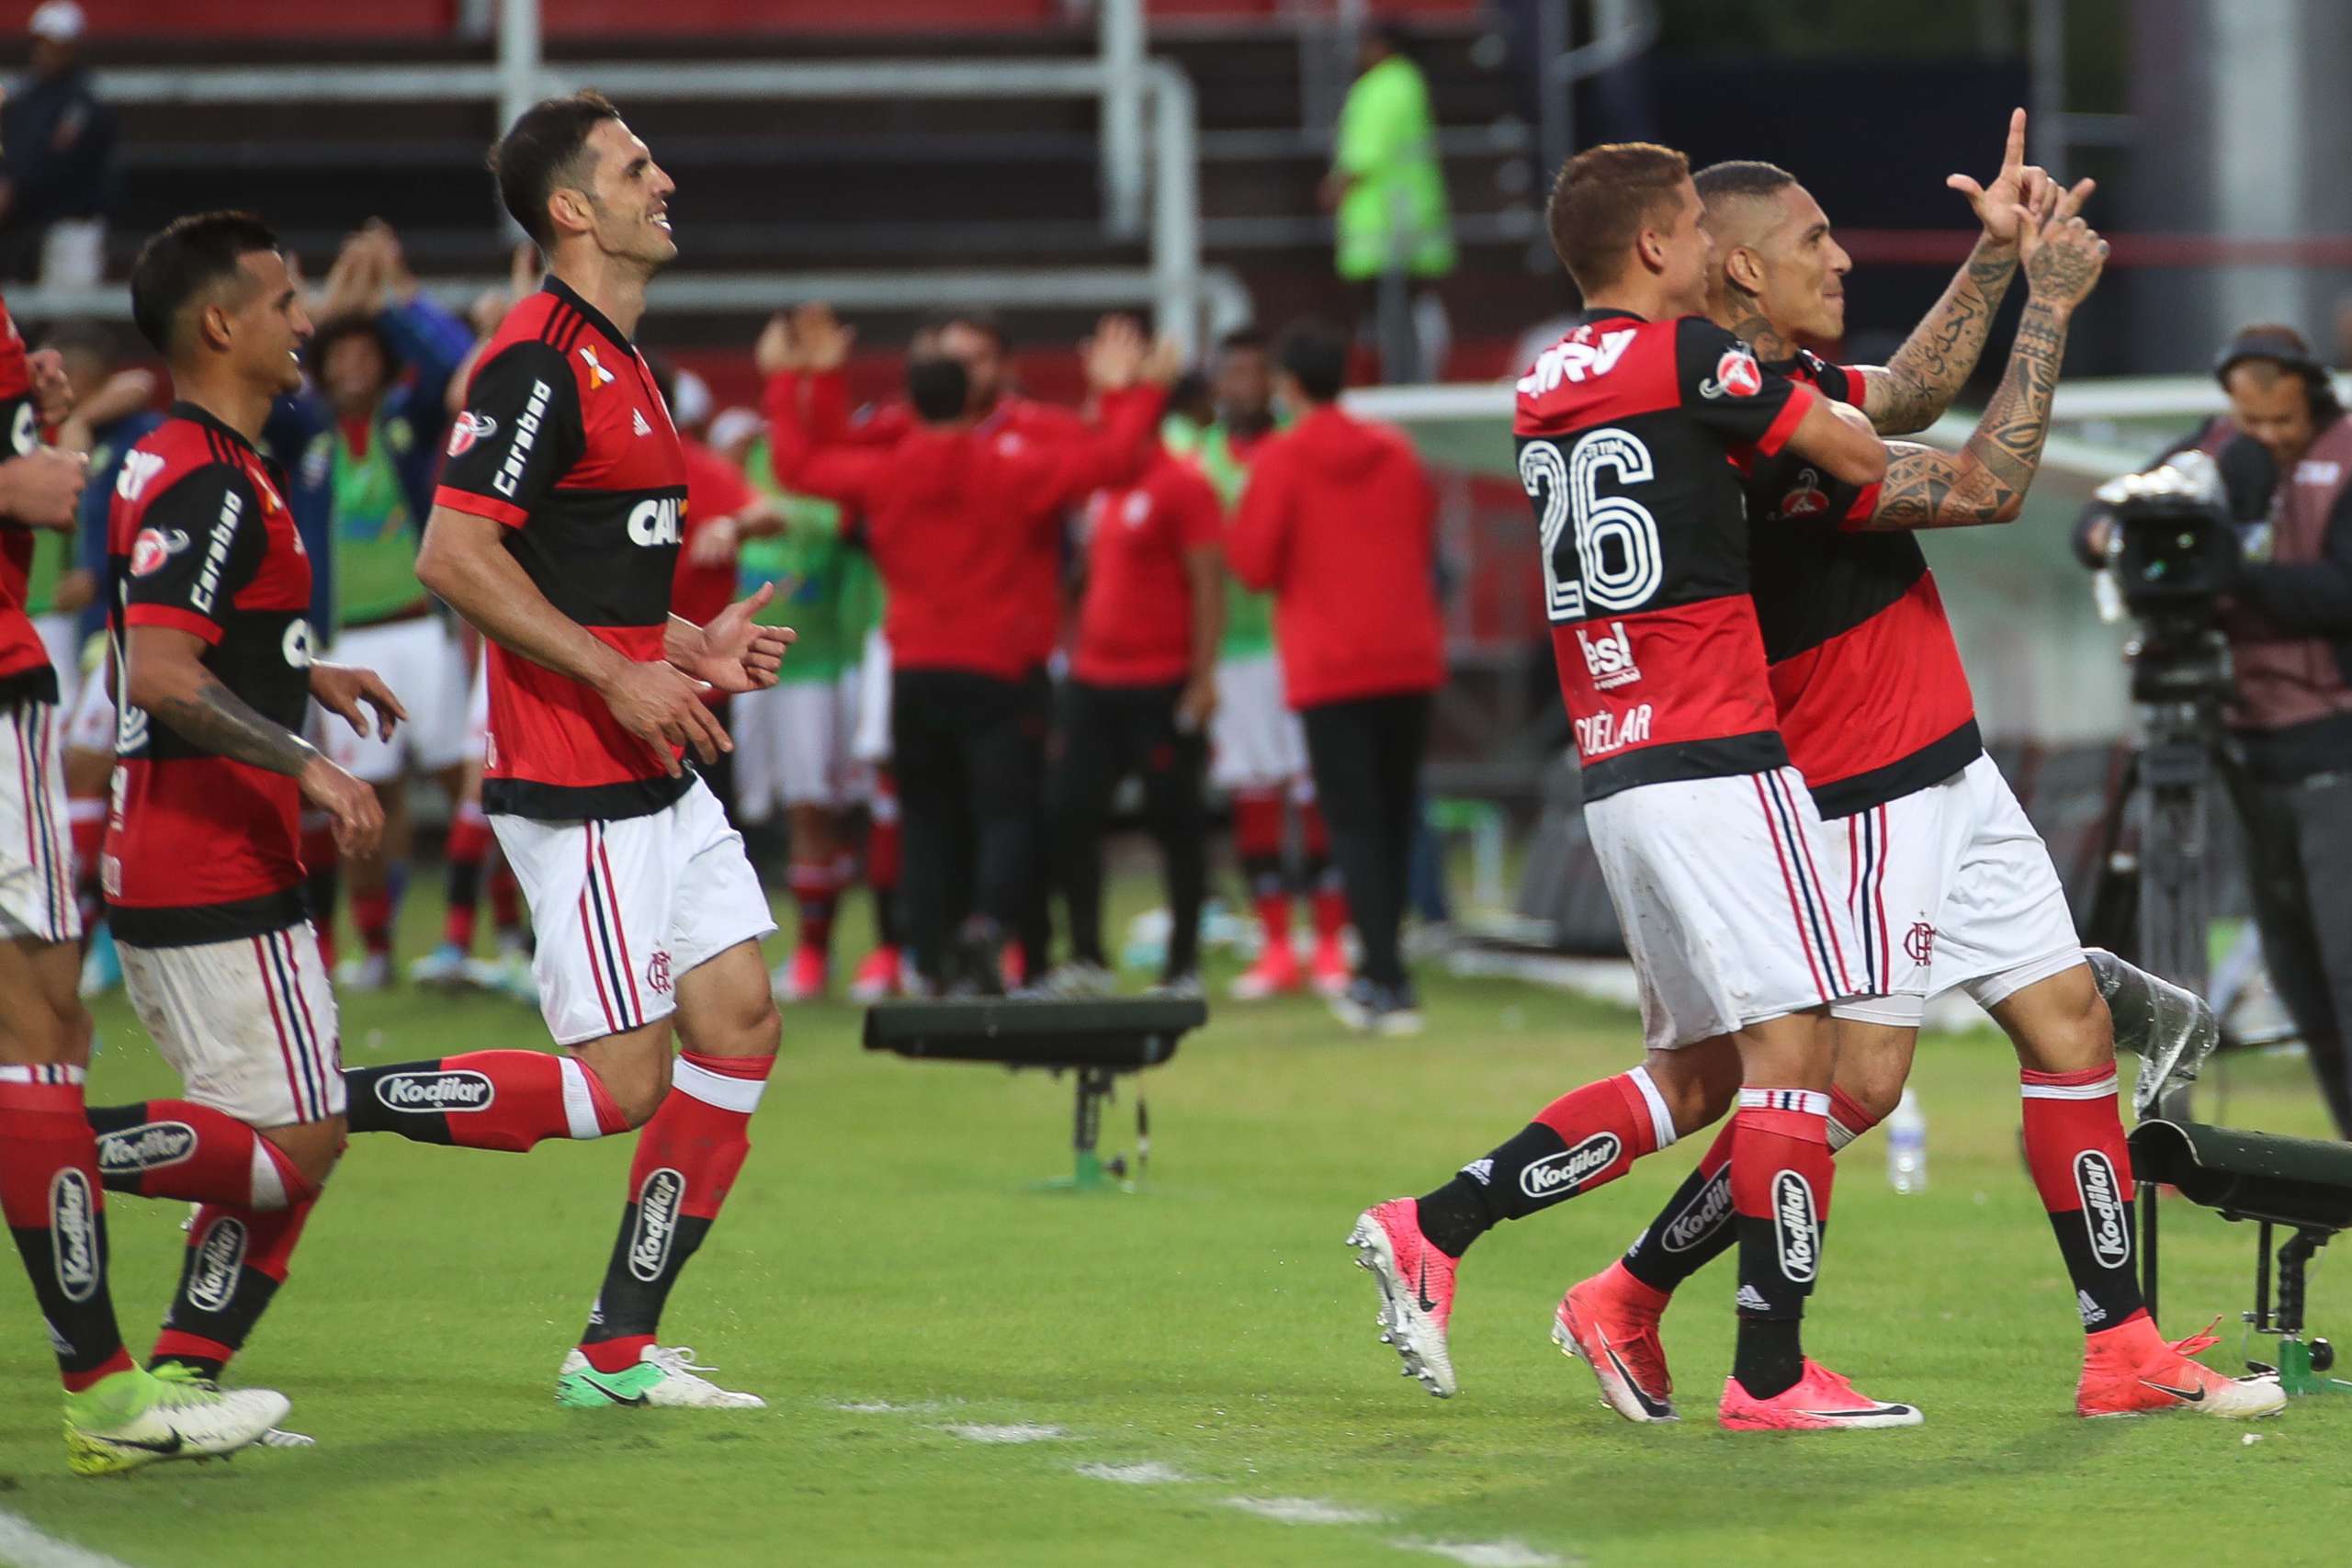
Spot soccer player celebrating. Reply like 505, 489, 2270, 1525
63, 210, 405, 1466
337, 93, 794, 1408
1552, 135, 2280, 1420
1, 244, 296, 1473
1349, 141, 1908, 1429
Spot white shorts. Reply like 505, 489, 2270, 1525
34, 614, 80, 716
1209, 650, 1311, 791
0, 698, 77, 944
1587, 765, 1862, 1051
493, 777, 777, 1047
119, 923, 343, 1127
322, 617, 472, 784
852, 628, 892, 765
732, 675, 862, 819
62, 661, 113, 756
1826, 752, 2084, 1028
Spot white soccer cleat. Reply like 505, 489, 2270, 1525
335, 953, 393, 992
407, 942, 474, 989
555, 1346, 768, 1409
62, 1365, 291, 1475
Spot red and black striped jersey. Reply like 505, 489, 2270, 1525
102, 404, 313, 946
1514, 309, 1816, 801
434, 277, 690, 821
0, 295, 54, 705
1741, 352, 1981, 819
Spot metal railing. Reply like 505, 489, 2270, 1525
52, 0, 1238, 349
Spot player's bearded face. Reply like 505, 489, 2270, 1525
1755, 186, 1849, 343
1215, 348, 1272, 425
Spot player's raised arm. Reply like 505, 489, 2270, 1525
1859, 200, 2107, 530
1852, 108, 2090, 435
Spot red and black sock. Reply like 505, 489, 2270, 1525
577, 1052, 774, 1368
1730, 1090, 1836, 1400
1233, 789, 1289, 942
85, 1099, 314, 1209
345, 1052, 629, 1153
2021, 1064, 2147, 1333
443, 808, 493, 954
1623, 1086, 1881, 1294
150, 1199, 317, 1380
788, 860, 844, 964
1412, 1068, 1675, 1258
488, 862, 526, 946
0, 1067, 134, 1391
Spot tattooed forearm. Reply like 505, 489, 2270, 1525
1860, 235, 2020, 435
152, 677, 319, 778
1862, 299, 2073, 530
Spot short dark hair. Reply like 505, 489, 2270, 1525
38, 317, 118, 367
924, 309, 1006, 351
492, 90, 623, 250
1692, 159, 1795, 209
307, 312, 397, 382
907, 355, 970, 423
1545, 141, 1691, 293
1216, 326, 1269, 358
1274, 318, 1348, 403
129, 210, 281, 356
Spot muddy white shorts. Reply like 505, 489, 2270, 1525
0, 697, 77, 945
119, 923, 343, 1127
1826, 752, 2084, 1028
1587, 765, 1862, 1051
493, 776, 777, 1047
732, 674, 862, 819
34, 614, 80, 716
1208, 650, 1311, 792
322, 616, 473, 784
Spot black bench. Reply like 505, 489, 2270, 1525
863, 997, 1206, 1191
2132, 1094, 2352, 1395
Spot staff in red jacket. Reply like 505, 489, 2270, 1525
764, 310, 1171, 993
1227, 320, 1444, 1032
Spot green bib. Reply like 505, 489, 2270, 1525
1193, 423, 1276, 659
323, 419, 425, 627
740, 435, 872, 682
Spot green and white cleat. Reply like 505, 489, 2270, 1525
555, 1346, 767, 1409
62, 1363, 290, 1476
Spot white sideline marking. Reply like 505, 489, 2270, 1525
1222, 1497, 1387, 1527
1401, 1540, 1566, 1568
0, 1509, 141, 1568
1076, 1461, 1189, 1484
942, 1423, 1069, 1444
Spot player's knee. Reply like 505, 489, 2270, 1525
604, 1064, 672, 1130
265, 1118, 347, 1191
1836, 1055, 1909, 1125
0, 987, 92, 1067
1643, 1044, 1740, 1138
2006, 968, 2115, 1076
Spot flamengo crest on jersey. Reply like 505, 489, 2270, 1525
1513, 310, 1816, 801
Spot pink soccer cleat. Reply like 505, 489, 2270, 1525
2076, 1315, 2284, 1419
1718, 1359, 1922, 1431
772, 946, 828, 1003
1229, 939, 1304, 1000
1346, 1198, 1460, 1397
848, 946, 903, 1002
1308, 934, 1351, 998
1552, 1262, 1678, 1422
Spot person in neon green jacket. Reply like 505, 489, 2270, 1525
1323, 25, 1456, 381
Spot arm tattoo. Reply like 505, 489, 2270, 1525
1865, 299, 2072, 530
1860, 235, 2019, 435
152, 676, 318, 778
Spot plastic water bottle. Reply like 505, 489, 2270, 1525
1886, 1089, 1928, 1194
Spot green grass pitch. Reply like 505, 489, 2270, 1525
4, 886, 2347, 1567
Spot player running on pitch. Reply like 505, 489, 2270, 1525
1351, 141, 1908, 1430
1551, 126, 2280, 1421
335, 93, 794, 1409
2, 242, 300, 1474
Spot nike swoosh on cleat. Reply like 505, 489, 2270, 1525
573, 1371, 650, 1407
2139, 1379, 2205, 1403
100, 1432, 184, 1455
1414, 1260, 1438, 1315
1604, 1347, 1674, 1418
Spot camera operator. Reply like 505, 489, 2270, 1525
2077, 325, 2352, 1136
